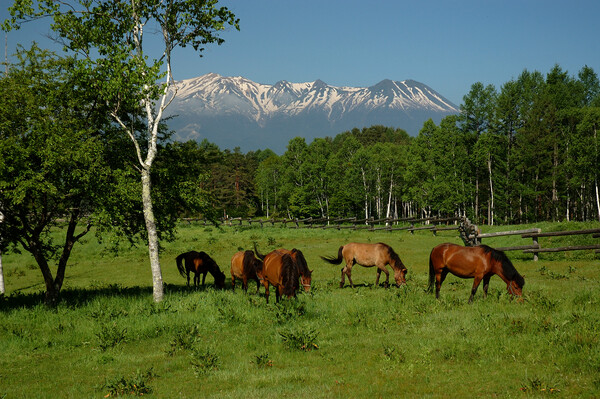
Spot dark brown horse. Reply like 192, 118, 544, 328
321, 242, 407, 288
428, 243, 525, 303
176, 251, 226, 289
230, 250, 263, 293
254, 249, 301, 303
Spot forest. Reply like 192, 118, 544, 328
173, 64, 600, 226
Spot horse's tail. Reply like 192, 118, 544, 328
320, 246, 344, 265
176, 253, 187, 278
281, 253, 300, 297
243, 250, 259, 276
427, 250, 435, 293
254, 242, 266, 260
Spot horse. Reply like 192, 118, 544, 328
256, 251, 300, 303
254, 245, 313, 292
321, 242, 407, 288
428, 243, 525, 303
230, 250, 263, 293
175, 251, 226, 289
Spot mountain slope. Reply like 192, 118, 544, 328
166, 73, 459, 153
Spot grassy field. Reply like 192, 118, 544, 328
1, 222, 599, 398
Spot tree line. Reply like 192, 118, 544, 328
179, 65, 600, 226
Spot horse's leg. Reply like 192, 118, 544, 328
435, 269, 448, 299
378, 265, 390, 288
275, 287, 281, 303
186, 271, 191, 287
344, 260, 355, 288
202, 272, 207, 287
242, 276, 248, 293
469, 275, 483, 303
339, 267, 346, 288
482, 275, 491, 298
375, 269, 381, 287
263, 282, 270, 304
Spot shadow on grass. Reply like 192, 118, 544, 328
0, 283, 223, 311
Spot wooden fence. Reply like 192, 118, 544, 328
472, 227, 600, 261
184, 216, 462, 235
184, 216, 600, 260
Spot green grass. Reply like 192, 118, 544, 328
1, 222, 599, 397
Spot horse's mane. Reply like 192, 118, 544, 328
291, 248, 311, 277
280, 253, 300, 297
199, 251, 226, 285
244, 250, 263, 275
480, 245, 524, 288
381, 243, 406, 271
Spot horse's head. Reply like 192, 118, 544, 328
507, 276, 524, 299
300, 270, 312, 292
394, 266, 407, 286
215, 270, 226, 289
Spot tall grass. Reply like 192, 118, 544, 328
1, 222, 599, 397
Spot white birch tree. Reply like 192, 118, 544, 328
5, 0, 239, 302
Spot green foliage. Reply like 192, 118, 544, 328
101, 368, 156, 397
190, 348, 220, 376
278, 326, 319, 351
95, 323, 128, 351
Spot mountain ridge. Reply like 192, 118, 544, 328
166, 73, 459, 153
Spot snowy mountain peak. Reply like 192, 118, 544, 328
166, 73, 459, 153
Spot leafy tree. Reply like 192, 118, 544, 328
460, 82, 497, 222
0, 46, 135, 304
4, 0, 239, 302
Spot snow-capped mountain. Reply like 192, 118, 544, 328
165, 73, 459, 153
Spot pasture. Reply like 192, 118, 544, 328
1, 222, 599, 398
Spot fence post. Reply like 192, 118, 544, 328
532, 228, 541, 261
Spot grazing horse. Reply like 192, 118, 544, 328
230, 250, 263, 293
255, 250, 300, 303
254, 245, 313, 292
321, 242, 407, 288
175, 251, 226, 289
428, 243, 525, 303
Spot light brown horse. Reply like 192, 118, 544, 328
321, 242, 407, 288
176, 251, 226, 289
428, 243, 525, 303
230, 250, 263, 293
255, 250, 300, 304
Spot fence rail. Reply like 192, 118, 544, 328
183, 216, 599, 260
183, 216, 463, 234
471, 226, 600, 260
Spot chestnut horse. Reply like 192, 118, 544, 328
321, 242, 407, 288
254, 245, 312, 292
230, 250, 263, 293
254, 249, 301, 303
428, 243, 525, 303
176, 251, 226, 289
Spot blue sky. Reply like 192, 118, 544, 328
2, 0, 599, 105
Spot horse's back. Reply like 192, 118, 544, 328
261, 252, 283, 284
431, 243, 484, 278
343, 242, 389, 266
